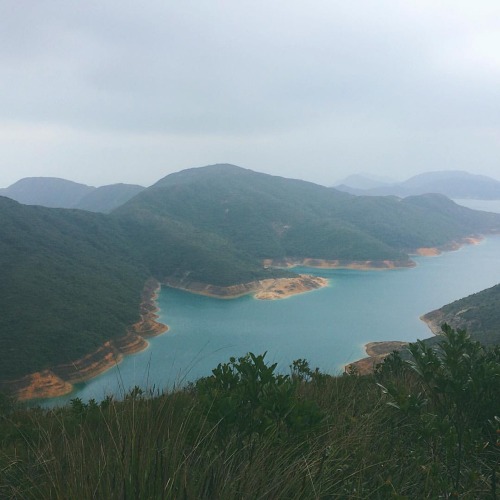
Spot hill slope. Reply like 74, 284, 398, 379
0, 177, 95, 208
2, 164, 500, 391
422, 283, 500, 346
74, 183, 145, 213
0, 177, 144, 212
115, 164, 500, 271
0, 197, 148, 381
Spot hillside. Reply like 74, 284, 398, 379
335, 170, 500, 199
422, 283, 500, 346
115, 164, 500, 270
0, 177, 95, 208
0, 197, 149, 381
2, 164, 500, 394
0, 177, 144, 212
74, 183, 145, 213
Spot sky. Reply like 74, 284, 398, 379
1, 1, 499, 188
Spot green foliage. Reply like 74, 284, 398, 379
195, 352, 323, 440
0, 349, 499, 498
378, 324, 500, 497
116, 164, 500, 272
424, 282, 500, 345
3, 164, 500, 382
0, 198, 148, 380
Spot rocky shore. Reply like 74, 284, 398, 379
262, 258, 415, 270
163, 274, 329, 300
2, 278, 168, 401
412, 236, 483, 257
344, 341, 409, 375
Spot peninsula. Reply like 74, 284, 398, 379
163, 274, 329, 300
3, 164, 500, 400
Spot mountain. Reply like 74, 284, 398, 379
115, 164, 500, 270
0, 177, 95, 208
422, 283, 500, 346
0, 177, 144, 212
74, 183, 145, 213
2, 163, 500, 389
334, 170, 500, 199
334, 173, 394, 192
0, 196, 148, 381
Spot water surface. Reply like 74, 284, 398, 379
42, 235, 500, 406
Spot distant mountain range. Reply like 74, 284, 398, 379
0, 177, 145, 212
2, 164, 500, 388
335, 171, 500, 200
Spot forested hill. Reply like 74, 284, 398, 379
3, 163, 500, 384
0, 177, 144, 212
422, 283, 500, 346
0, 197, 148, 380
114, 164, 500, 269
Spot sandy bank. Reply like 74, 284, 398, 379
164, 274, 329, 300
3, 278, 169, 401
412, 235, 483, 257
344, 341, 408, 375
262, 258, 415, 270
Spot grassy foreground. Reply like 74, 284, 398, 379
0, 328, 499, 499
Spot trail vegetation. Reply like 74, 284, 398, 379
0, 327, 498, 498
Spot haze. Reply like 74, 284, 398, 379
1, 1, 499, 188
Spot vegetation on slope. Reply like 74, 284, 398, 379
2, 163, 500, 385
0, 177, 144, 212
423, 282, 500, 346
0, 328, 498, 498
115, 164, 500, 267
0, 197, 148, 380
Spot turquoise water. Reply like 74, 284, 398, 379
40, 235, 500, 406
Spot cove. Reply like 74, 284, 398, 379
41, 235, 500, 407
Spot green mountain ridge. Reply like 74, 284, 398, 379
0, 177, 144, 212
115, 164, 500, 265
2, 163, 500, 385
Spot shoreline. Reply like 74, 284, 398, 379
262, 258, 415, 271
5, 234, 488, 400
163, 274, 329, 300
3, 278, 169, 402
419, 311, 445, 336
411, 236, 483, 257
344, 341, 409, 375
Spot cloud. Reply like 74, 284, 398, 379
0, 1, 499, 186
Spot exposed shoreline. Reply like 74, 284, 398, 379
3, 278, 169, 402
411, 236, 483, 257
5, 235, 486, 400
343, 236, 486, 374
163, 274, 329, 300
344, 341, 409, 375
262, 258, 415, 271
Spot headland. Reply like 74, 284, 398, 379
163, 274, 329, 300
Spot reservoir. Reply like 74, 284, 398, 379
43, 233, 500, 406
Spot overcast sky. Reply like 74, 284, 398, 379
1, 1, 499, 188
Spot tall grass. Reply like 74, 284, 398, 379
0, 332, 498, 498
